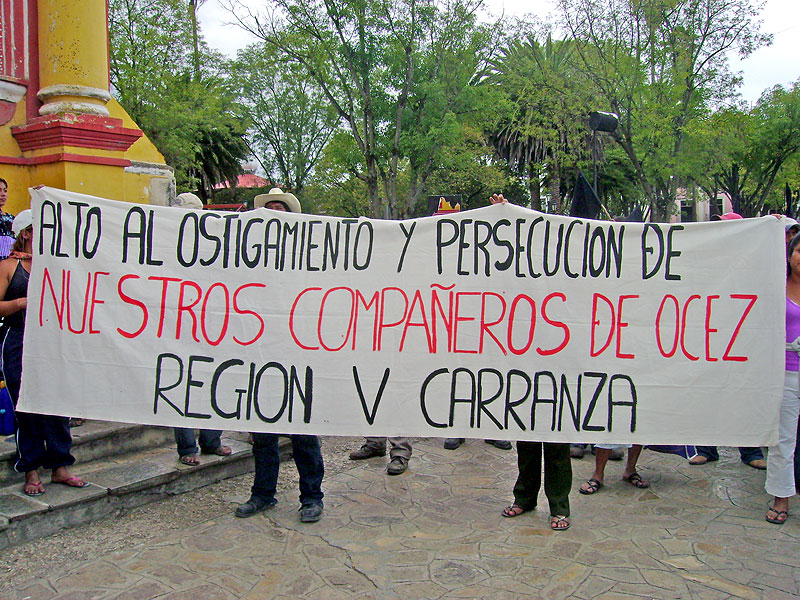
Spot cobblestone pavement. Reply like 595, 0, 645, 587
3, 438, 799, 599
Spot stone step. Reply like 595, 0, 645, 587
0, 432, 257, 550
0, 421, 174, 486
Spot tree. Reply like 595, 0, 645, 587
557, 0, 770, 220
485, 33, 593, 212
687, 81, 800, 216
231, 43, 340, 191
109, 0, 249, 194
226, 0, 497, 219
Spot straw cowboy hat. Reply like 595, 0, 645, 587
253, 187, 302, 213
173, 192, 204, 210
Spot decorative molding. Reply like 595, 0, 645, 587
125, 161, 175, 176
0, 153, 131, 167
11, 114, 143, 152
38, 85, 112, 117
0, 80, 27, 103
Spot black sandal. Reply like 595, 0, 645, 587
622, 471, 650, 489
579, 478, 603, 494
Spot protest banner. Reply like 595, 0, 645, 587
19, 187, 785, 445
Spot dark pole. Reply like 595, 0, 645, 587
588, 111, 619, 200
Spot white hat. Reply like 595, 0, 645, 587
12, 209, 32, 236
173, 192, 204, 210
253, 188, 302, 213
780, 215, 799, 231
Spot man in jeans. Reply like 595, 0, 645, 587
234, 189, 325, 522
236, 433, 325, 522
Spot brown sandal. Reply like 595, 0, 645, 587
179, 454, 200, 465
201, 445, 232, 457
501, 504, 530, 518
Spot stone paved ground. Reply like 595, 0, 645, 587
2, 438, 798, 600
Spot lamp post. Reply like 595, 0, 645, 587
588, 111, 619, 197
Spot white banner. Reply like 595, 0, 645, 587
19, 187, 785, 444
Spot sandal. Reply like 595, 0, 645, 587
501, 504, 530, 518
579, 478, 603, 495
766, 506, 789, 525
550, 515, 570, 530
24, 480, 45, 496
622, 471, 650, 489
201, 445, 232, 457
179, 454, 200, 466
51, 475, 88, 488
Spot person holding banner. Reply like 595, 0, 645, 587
0, 178, 18, 259
487, 193, 573, 530
0, 210, 87, 495
235, 188, 326, 523
168, 192, 233, 466
765, 232, 800, 524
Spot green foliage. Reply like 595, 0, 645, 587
109, 0, 249, 195
557, 0, 770, 220
686, 80, 800, 216
233, 0, 499, 218
230, 43, 340, 191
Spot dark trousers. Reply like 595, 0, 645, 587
513, 441, 571, 516
173, 427, 222, 457
696, 446, 763, 463
251, 433, 324, 506
3, 327, 75, 473
15, 412, 74, 473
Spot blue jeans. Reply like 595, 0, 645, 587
696, 446, 763, 463
251, 433, 324, 506
173, 427, 223, 457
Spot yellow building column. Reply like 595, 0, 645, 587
37, 0, 111, 116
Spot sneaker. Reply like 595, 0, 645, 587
688, 455, 708, 465
299, 502, 323, 522
386, 457, 408, 475
443, 438, 464, 450
746, 458, 767, 470
349, 444, 386, 460
485, 439, 512, 450
570, 445, 585, 459
235, 496, 276, 518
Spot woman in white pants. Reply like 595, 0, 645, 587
766, 233, 800, 524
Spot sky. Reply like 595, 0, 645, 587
198, 0, 799, 104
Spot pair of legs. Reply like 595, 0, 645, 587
236, 433, 324, 522
350, 437, 412, 474
765, 371, 799, 524
250, 433, 324, 505
173, 427, 231, 465
579, 444, 649, 494
6, 330, 86, 495
503, 441, 571, 530
15, 411, 86, 495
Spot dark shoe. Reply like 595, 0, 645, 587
485, 439, 512, 450
349, 444, 386, 460
386, 457, 408, 475
570, 445, 585, 459
235, 496, 276, 518
443, 438, 465, 450
299, 502, 323, 523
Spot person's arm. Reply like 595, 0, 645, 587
0, 260, 24, 317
